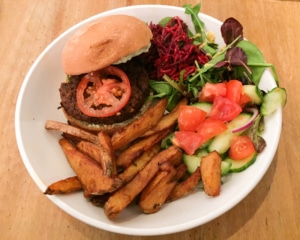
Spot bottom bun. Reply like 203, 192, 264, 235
61, 98, 153, 134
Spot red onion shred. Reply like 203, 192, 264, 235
232, 107, 259, 133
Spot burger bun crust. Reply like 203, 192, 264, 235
62, 15, 153, 75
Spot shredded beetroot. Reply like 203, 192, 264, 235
147, 16, 210, 81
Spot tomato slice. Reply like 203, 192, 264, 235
228, 135, 256, 160
209, 96, 242, 122
196, 117, 228, 143
174, 131, 204, 155
76, 66, 131, 117
226, 80, 243, 104
198, 82, 227, 102
178, 105, 207, 131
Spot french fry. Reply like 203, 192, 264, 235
59, 138, 122, 195
142, 98, 188, 137
173, 163, 188, 180
139, 162, 177, 214
118, 144, 160, 184
77, 141, 102, 164
103, 145, 182, 220
200, 151, 222, 197
111, 98, 168, 150
44, 176, 82, 195
77, 132, 117, 176
167, 167, 201, 202
116, 129, 170, 172
45, 120, 98, 144
89, 193, 111, 207
97, 132, 117, 176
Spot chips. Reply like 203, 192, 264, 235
44, 98, 223, 220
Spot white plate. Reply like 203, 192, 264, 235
15, 5, 282, 236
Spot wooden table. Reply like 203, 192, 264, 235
1, 0, 299, 239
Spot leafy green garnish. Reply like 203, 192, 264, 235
184, 4, 206, 42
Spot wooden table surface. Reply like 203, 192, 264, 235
1, 0, 299, 239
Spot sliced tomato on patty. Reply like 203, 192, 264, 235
76, 66, 131, 118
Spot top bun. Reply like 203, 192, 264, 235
62, 15, 153, 75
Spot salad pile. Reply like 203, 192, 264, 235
139, 4, 287, 174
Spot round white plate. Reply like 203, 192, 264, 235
15, 5, 282, 236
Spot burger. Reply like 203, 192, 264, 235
59, 15, 153, 133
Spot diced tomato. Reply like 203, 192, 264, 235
178, 105, 207, 131
226, 80, 243, 104
196, 118, 228, 143
174, 131, 204, 155
76, 66, 131, 117
198, 82, 227, 102
209, 96, 242, 122
239, 92, 251, 107
228, 135, 256, 160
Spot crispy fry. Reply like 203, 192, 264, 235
77, 133, 117, 176
139, 162, 172, 196
167, 167, 201, 202
59, 138, 122, 195
142, 98, 188, 137
44, 176, 82, 194
77, 141, 102, 164
200, 151, 222, 197
97, 132, 117, 176
45, 120, 98, 144
116, 129, 170, 172
173, 163, 188, 180
103, 145, 181, 220
118, 144, 160, 184
139, 162, 177, 214
89, 193, 111, 207
111, 98, 168, 150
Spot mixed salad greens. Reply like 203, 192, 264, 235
140, 4, 287, 174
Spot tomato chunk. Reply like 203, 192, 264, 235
209, 96, 242, 122
198, 82, 227, 102
76, 66, 131, 118
228, 135, 256, 160
226, 80, 243, 104
196, 118, 228, 143
174, 131, 204, 155
178, 105, 207, 132
239, 92, 251, 107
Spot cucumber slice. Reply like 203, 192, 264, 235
183, 149, 208, 174
243, 85, 263, 105
221, 161, 232, 176
183, 150, 230, 176
224, 152, 257, 172
260, 87, 287, 116
182, 154, 201, 174
191, 102, 212, 114
208, 113, 252, 154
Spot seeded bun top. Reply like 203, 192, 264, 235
61, 14, 153, 75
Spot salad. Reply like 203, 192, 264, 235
139, 4, 287, 175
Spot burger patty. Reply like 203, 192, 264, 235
59, 59, 150, 125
